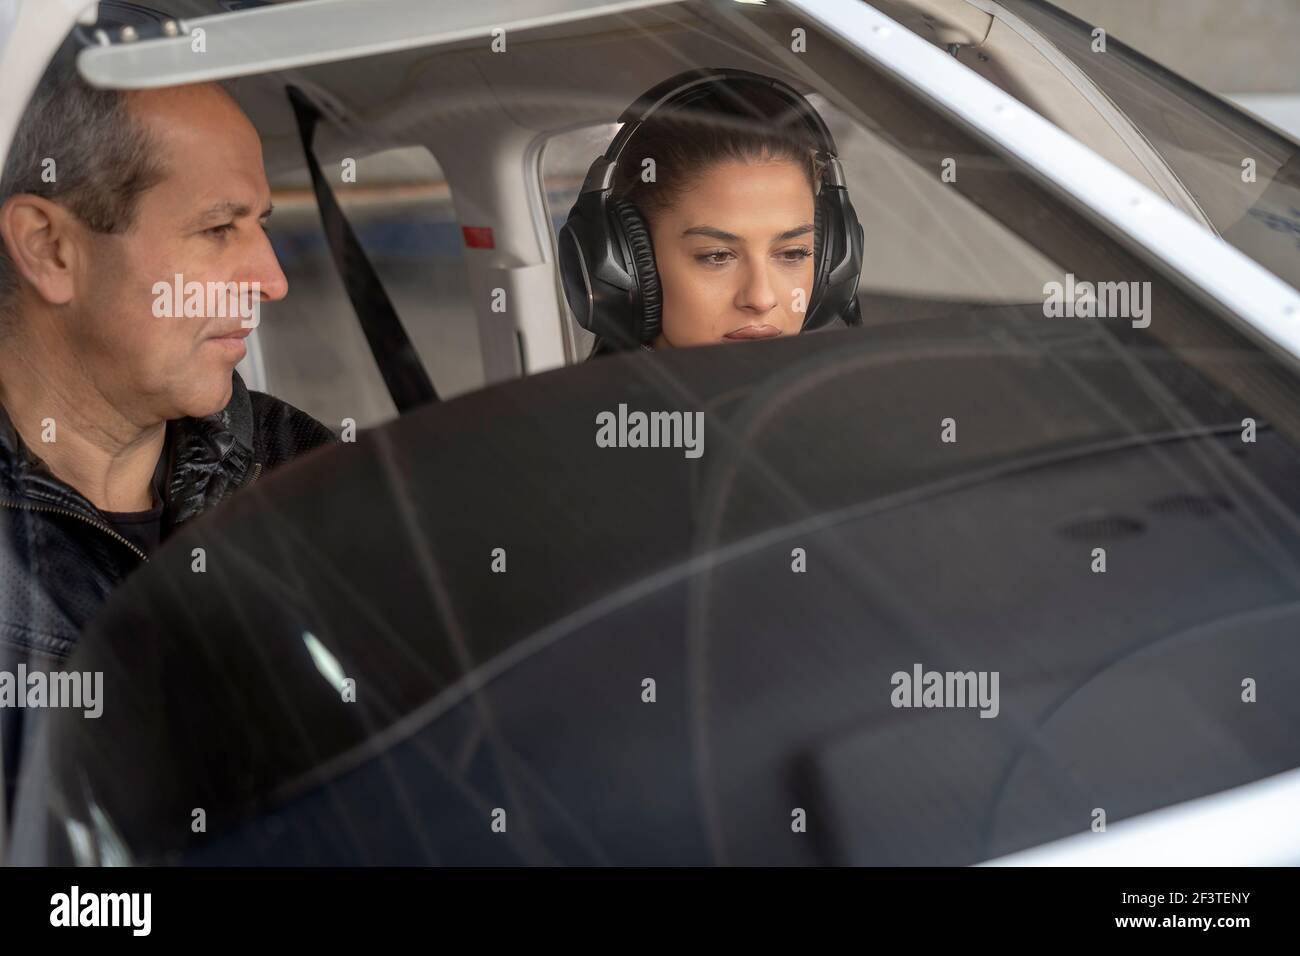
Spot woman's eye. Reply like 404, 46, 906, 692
777, 247, 813, 263
694, 250, 736, 266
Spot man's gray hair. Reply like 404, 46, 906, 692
0, 54, 166, 325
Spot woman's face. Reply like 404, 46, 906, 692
646, 159, 816, 348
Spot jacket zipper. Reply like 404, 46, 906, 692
0, 497, 149, 562
2, 462, 263, 562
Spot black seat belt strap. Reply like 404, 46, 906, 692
287, 85, 439, 412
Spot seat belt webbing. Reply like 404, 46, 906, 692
287, 85, 439, 413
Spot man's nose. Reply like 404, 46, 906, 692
248, 230, 289, 302
736, 261, 779, 314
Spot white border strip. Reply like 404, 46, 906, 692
76, 0, 678, 89
0, 1, 97, 194
981, 765, 1300, 866
786, 0, 1300, 360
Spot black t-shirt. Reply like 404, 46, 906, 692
101, 458, 166, 557
101, 502, 164, 557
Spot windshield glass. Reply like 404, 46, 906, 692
9, 0, 1300, 867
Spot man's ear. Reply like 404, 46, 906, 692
0, 194, 80, 308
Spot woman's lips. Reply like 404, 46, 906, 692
723, 324, 782, 340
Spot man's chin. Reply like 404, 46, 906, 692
173, 369, 235, 420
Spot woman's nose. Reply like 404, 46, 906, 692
736, 262, 779, 314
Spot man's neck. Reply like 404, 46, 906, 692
0, 334, 166, 513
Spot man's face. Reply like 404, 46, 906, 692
74, 84, 287, 422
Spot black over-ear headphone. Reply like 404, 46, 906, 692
558, 68, 864, 350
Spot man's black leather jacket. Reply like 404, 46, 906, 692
0, 372, 335, 819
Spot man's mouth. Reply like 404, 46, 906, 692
723, 324, 782, 341
211, 327, 253, 341
207, 326, 252, 357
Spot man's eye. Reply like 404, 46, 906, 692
206, 223, 236, 238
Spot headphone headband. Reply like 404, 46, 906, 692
605, 68, 839, 164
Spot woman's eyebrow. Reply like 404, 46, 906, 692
773, 223, 814, 242
681, 225, 741, 241
681, 223, 815, 242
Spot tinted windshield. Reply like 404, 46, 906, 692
9, 0, 1300, 867
22, 309, 1300, 865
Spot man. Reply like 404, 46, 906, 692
0, 56, 335, 824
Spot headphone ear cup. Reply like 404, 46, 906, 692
804, 187, 863, 330
806, 193, 831, 326
813, 198, 824, 265
612, 200, 662, 344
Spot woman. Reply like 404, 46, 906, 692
559, 69, 863, 355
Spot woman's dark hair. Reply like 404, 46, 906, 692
612, 82, 823, 221
589, 82, 824, 357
